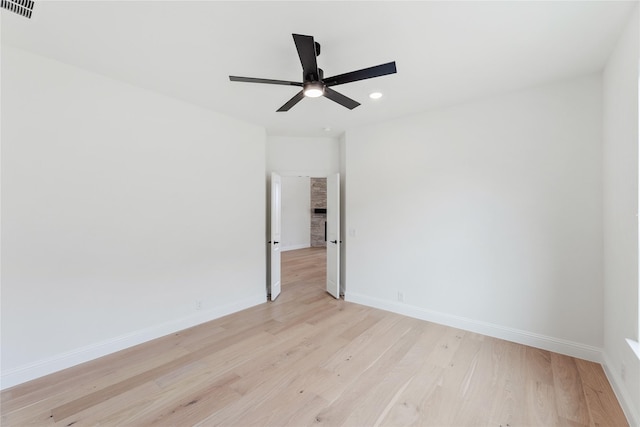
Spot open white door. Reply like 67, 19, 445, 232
270, 172, 282, 300
326, 173, 340, 298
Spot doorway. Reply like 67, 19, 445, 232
268, 173, 340, 300
281, 176, 327, 299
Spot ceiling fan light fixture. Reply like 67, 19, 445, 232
303, 82, 324, 98
229, 33, 397, 111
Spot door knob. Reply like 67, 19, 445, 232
330, 240, 338, 244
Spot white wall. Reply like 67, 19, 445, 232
1, 47, 267, 388
345, 74, 604, 361
602, 6, 640, 425
266, 135, 339, 177
281, 176, 311, 251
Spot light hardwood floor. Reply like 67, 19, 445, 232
1, 247, 629, 426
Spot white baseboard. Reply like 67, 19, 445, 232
344, 292, 639, 425
602, 352, 640, 427
0, 293, 266, 390
345, 292, 602, 363
281, 244, 311, 252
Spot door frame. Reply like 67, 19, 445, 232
266, 171, 342, 300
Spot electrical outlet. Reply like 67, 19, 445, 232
196, 300, 203, 311
397, 291, 404, 302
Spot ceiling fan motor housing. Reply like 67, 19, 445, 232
305, 68, 324, 83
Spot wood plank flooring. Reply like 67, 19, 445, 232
1, 247, 629, 426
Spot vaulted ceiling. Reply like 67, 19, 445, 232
2, 1, 636, 137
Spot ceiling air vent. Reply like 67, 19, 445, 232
1, 0, 34, 18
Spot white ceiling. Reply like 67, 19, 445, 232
2, 1, 636, 137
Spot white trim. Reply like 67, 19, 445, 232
345, 292, 602, 363
0, 293, 266, 390
602, 352, 640, 427
626, 338, 640, 360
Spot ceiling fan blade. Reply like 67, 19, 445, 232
292, 34, 319, 81
323, 61, 397, 87
229, 76, 303, 86
323, 87, 360, 110
277, 90, 305, 112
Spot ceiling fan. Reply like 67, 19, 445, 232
229, 33, 397, 112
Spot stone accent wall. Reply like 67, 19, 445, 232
310, 178, 327, 247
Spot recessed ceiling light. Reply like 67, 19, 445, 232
369, 92, 383, 99
323, 127, 332, 132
